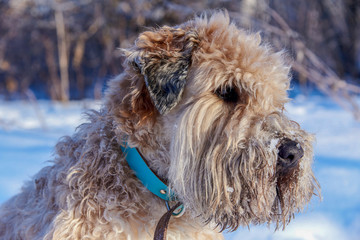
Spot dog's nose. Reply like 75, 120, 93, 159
277, 138, 304, 168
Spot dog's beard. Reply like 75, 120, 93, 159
168, 97, 319, 231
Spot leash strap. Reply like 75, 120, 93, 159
154, 202, 182, 240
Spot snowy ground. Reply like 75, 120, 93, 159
0, 94, 359, 240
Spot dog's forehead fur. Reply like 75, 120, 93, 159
184, 12, 290, 113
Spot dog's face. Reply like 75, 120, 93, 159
108, 12, 319, 231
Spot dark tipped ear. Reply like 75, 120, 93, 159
134, 53, 192, 115
127, 27, 199, 114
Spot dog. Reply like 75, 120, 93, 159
0, 11, 320, 240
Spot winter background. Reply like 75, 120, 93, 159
1, 0, 360, 239
1, 90, 359, 240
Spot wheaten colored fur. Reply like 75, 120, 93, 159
0, 11, 319, 239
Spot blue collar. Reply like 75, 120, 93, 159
120, 145, 177, 202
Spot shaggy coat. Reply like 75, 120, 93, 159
0, 11, 319, 240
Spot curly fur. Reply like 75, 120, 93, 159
0, 11, 319, 239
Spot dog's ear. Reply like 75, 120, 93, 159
125, 27, 199, 114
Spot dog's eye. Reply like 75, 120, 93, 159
215, 86, 238, 103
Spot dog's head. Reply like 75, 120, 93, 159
106, 11, 320, 231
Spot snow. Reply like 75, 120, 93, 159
0, 94, 359, 239
268, 138, 280, 152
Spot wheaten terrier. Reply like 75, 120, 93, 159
0, 11, 320, 240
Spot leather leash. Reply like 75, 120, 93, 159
154, 202, 182, 240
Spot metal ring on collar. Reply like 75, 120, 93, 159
165, 201, 185, 218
